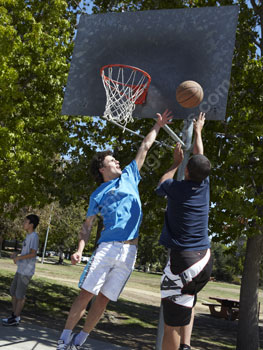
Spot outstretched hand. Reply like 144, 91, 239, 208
156, 109, 173, 128
174, 142, 184, 165
193, 112, 205, 133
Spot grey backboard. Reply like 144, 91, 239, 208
62, 6, 239, 120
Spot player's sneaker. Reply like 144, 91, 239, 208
69, 334, 81, 349
2, 312, 15, 323
2, 315, 19, 326
179, 345, 191, 350
56, 339, 70, 350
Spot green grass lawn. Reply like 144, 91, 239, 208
0, 255, 245, 302
2, 254, 262, 313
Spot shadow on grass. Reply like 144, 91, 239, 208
193, 313, 263, 350
0, 272, 78, 329
0, 271, 158, 349
193, 313, 237, 349
1, 271, 262, 350
95, 298, 159, 349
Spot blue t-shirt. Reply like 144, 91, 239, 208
156, 177, 210, 251
87, 160, 142, 244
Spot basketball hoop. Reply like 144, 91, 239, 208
100, 64, 151, 127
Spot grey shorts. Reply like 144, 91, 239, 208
10, 272, 32, 299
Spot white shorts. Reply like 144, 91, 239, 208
79, 241, 137, 301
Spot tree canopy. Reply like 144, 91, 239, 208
0, 0, 84, 214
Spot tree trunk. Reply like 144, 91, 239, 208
236, 234, 263, 350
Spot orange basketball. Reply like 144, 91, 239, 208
176, 80, 204, 108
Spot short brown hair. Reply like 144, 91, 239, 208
187, 154, 211, 183
90, 150, 113, 184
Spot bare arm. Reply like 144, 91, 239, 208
193, 112, 205, 155
158, 143, 184, 186
13, 249, 37, 264
135, 109, 173, 171
71, 215, 96, 265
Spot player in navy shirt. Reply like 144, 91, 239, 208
57, 110, 173, 350
157, 172, 210, 251
156, 113, 213, 350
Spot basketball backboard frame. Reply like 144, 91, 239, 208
62, 6, 239, 121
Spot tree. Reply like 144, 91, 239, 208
43, 201, 98, 255
0, 209, 25, 256
0, 0, 83, 214
211, 240, 245, 283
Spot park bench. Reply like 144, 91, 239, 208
203, 297, 261, 322
202, 297, 240, 321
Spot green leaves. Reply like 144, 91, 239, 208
0, 0, 81, 214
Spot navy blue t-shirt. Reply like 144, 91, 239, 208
156, 177, 210, 251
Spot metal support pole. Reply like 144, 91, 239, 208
155, 119, 194, 350
176, 119, 194, 179
41, 204, 54, 264
102, 116, 173, 149
162, 124, 186, 148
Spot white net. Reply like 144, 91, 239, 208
101, 65, 151, 128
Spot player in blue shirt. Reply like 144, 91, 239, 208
156, 113, 213, 350
57, 110, 173, 350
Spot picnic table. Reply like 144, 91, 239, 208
202, 296, 240, 321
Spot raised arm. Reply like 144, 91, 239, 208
193, 112, 205, 155
71, 215, 96, 265
158, 142, 184, 186
135, 109, 173, 171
